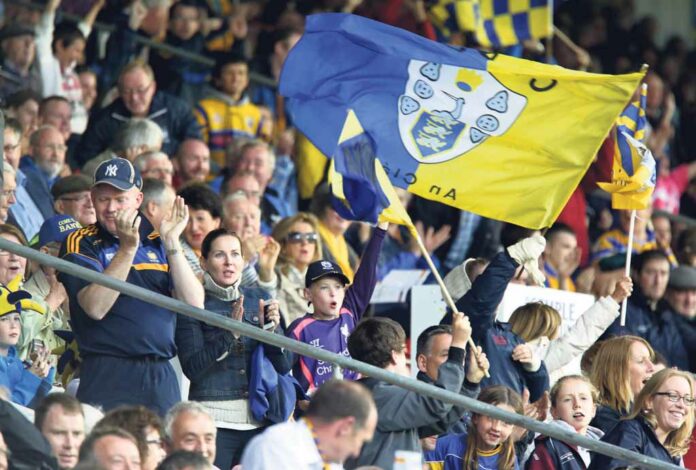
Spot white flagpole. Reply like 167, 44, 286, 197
620, 209, 637, 326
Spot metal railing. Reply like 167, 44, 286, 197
4, 0, 277, 88
0, 236, 683, 470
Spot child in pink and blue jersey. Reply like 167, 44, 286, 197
286, 222, 387, 393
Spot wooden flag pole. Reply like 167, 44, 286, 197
620, 209, 637, 326
410, 228, 489, 377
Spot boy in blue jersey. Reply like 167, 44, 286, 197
286, 222, 387, 393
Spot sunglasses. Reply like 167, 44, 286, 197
286, 232, 318, 244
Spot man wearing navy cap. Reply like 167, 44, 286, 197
58, 157, 204, 415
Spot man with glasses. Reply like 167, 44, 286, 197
134, 151, 174, 186
7, 124, 58, 240
21, 125, 67, 189
38, 96, 72, 144
52, 174, 97, 226
77, 60, 201, 166
0, 167, 18, 224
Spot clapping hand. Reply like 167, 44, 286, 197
160, 197, 189, 246
115, 208, 140, 250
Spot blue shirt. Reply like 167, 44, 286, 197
19, 156, 58, 190
0, 346, 53, 407
58, 215, 177, 358
9, 168, 46, 241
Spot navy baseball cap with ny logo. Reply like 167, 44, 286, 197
93, 157, 143, 191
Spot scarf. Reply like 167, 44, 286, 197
203, 272, 241, 302
317, 221, 355, 281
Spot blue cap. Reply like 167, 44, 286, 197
38, 215, 81, 247
305, 260, 350, 288
93, 157, 143, 191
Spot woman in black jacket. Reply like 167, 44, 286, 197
588, 368, 695, 469
175, 228, 287, 469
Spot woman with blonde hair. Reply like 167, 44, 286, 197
588, 368, 695, 469
271, 212, 323, 325
588, 335, 656, 434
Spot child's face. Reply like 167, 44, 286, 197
305, 277, 346, 319
0, 313, 21, 350
473, 404, 516, 451
551, 378, 597, 434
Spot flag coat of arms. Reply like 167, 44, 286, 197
280, 13, 644, 229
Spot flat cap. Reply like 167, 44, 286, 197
668, 266, 696, 290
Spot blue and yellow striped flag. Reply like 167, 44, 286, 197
329, 110, 415, 229
428, 0, 552, 48
598, 84, 656, 210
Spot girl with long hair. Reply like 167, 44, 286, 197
527, 375, 603, 469
588, 335, 656, 434
425, 385, 523, 470
588, 368, 695, 469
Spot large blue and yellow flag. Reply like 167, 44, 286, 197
598, 84, 656, 210
329, 110, 415, 229
280, 13, 644, 229
428, 0, 552, 48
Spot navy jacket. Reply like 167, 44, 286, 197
587, 416, 681, 469
590, 405, 626, 436
601, 289, 689, 370
76, 92, 201, 166
671, 313, 696, 372
176, 286, 290, 401
441, 251, 549, 402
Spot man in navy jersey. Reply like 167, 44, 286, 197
59, 157, 204, 415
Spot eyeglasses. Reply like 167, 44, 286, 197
286, 232, 318, 244
120, 82, 153, 97
654, 392, 696, 406
60, 193, 91, 203
39, 143, 67, 152
3, 143, 19, 152
1, 189, 16, 199
146, 438, 163, 446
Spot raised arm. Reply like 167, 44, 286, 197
442, 236, 546, 332
160, 197, 205, 308
343, 223, 387, 320
544, 277, 631, 373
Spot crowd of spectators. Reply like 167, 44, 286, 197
0, 0, 695, 469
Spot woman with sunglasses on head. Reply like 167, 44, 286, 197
271, 213, 324, 325
588, 368, 695, 469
